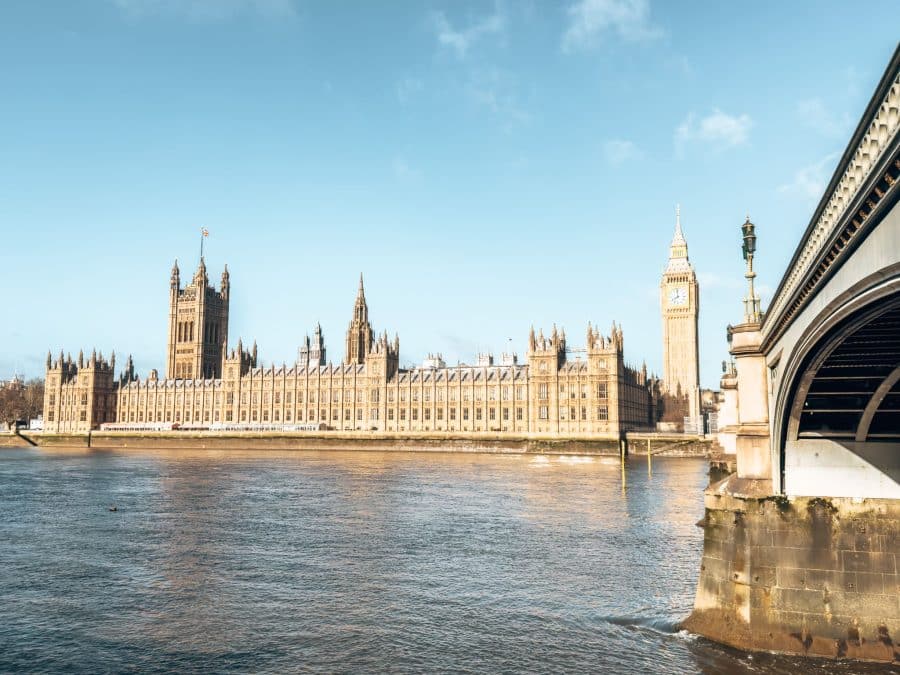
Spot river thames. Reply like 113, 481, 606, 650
0, 448, 892, 674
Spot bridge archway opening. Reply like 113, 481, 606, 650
797, 301, 900, 441
781, 291, 900, 496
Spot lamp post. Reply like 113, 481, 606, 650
742, 216, 761, 323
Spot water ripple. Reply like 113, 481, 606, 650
0, 448, 895, 674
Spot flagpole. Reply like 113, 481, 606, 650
200, 227, 204, 261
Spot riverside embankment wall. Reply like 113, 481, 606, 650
684, 488, 899, 663
3, 431, 713, 456
625, 434, 711, 457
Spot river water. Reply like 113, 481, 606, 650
0, 448, 893, 674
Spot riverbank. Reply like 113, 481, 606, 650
2, 430, 713, 456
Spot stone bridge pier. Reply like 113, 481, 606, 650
684, 45, 900, 664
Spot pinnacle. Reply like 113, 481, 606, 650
672, 204, 687, 246
668, 203, 689, 265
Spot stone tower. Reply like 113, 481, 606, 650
344, 274, 373, 365
298, 323, 327, 367
43, 349, 117, 432
526, 325, 567, 434
166, 257, 230, 380
660, 205, 701, 422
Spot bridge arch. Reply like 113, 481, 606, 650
774, 267, 900, 497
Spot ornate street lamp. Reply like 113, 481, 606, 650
742, 215, 761, 323
742, 218, 756, 261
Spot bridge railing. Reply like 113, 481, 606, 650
762, 55, 900, 342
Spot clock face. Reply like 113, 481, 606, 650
669, 287, 688, 306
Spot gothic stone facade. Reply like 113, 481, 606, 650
42, 350, 123, 433
660, 207, 701, 425
43, 258, 660, 435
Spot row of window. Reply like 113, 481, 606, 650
537, 383, 608, 400
538, 405, 608, 421
123, 404, 611, 425
118, 377, 618, 410
174, 362, 194, 379
176, 321, 194, 343
537, 359, 608, 372
49, 393, 92, 406
119, 383, 549, 407
47, 410, 87, 422
175, 319, 223, 345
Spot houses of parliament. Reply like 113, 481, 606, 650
42, 215, 701, 437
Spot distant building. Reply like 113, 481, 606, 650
43, 252, 676, 435
298, 323, 327, 368
0, 374, 24, 390
421, 353, 446, 369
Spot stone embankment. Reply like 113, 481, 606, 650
684, 483, 899, 663
0, 431, 37, 448
3, 430, 713, 456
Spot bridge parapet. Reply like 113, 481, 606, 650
763, 64, 900, 346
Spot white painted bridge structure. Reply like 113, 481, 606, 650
718, 46, 900, 500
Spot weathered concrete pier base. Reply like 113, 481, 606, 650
684, 480, 899, 663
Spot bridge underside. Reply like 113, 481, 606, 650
783, 292, 900, 497
799, 301, 900, 442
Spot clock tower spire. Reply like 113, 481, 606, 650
668, 203, 689, 266
660, 204, 701, 429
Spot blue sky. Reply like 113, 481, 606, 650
1, 1, 897, 388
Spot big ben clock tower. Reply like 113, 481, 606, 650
661, 205, 701, 425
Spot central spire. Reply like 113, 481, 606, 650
193, 255, 208, 285
345, 273, 374, 364
669, 203, 689, 261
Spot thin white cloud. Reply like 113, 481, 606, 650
777, 152, 840, 203
562, 0, 661, 53
603, 139, 641, 165
675, 108, 752, 154
796, 98, 851, 138
466, 67, 530, 132
112, 0, 297, 21
432, 4, 506, 58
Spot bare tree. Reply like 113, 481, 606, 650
0, 379, 43, 430
0, 385, 25, 430
23, 379, 44, 422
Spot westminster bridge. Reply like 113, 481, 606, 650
684, 45, 900, 663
